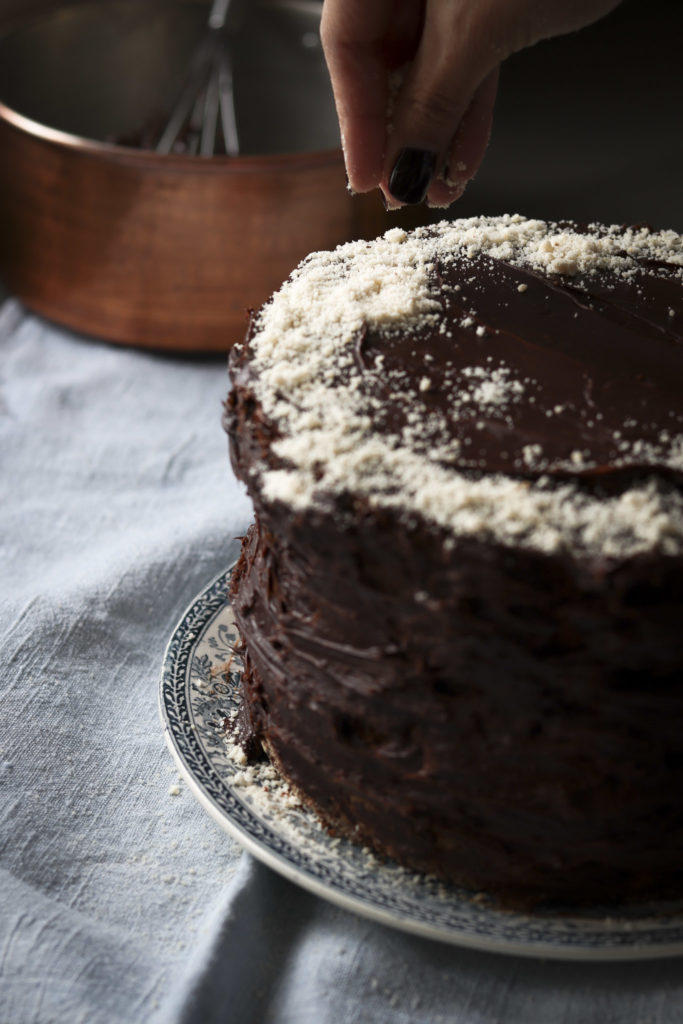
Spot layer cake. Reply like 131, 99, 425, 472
224, 215, 683, 908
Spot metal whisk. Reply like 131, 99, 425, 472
156, 0, 240, 157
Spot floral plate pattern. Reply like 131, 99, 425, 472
159, 567, 683, 960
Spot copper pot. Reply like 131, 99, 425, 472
0, 0, 421, 352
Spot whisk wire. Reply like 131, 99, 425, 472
200, 61, 220, 156
208, 0, 232, 29
218, 56, 239, 156
156, 0, 240, 157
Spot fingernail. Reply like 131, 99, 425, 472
426, 182, 466, 209
388, 148, 437, 205
378, 187, 404, 212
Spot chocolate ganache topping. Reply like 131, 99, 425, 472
229, 215, 683, 559
359, 247, 682, 484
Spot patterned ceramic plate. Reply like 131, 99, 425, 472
160, 567, 683, 960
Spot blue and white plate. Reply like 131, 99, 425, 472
160, 567, 683, 960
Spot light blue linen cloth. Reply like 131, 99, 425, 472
2, 298, 683, 1024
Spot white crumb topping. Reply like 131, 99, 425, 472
245, 215, 683, 559
231, 759, 303, 813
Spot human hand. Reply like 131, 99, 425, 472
321, 0, 622, 208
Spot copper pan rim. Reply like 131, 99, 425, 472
0, 99, 343, 173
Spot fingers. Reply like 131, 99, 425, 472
321, 0, 417, 194
423, 67, 500, 209
322, 0, 626, 207
382, 0, 506, 205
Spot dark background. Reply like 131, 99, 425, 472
451, 0, 682, 231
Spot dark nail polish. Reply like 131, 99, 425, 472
388, 148, 437, 205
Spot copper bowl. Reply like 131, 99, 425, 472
0, 0, 410, 352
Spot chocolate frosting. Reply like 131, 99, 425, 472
224, 219, 683, 907
357, 250, 682, 485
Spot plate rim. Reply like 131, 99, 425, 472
159, 566, 683, 961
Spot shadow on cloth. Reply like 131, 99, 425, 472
156, 856, 683, 1024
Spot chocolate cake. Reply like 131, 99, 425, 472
224, 215, 683, 909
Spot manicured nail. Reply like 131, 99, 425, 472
388, 148, 437, 205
